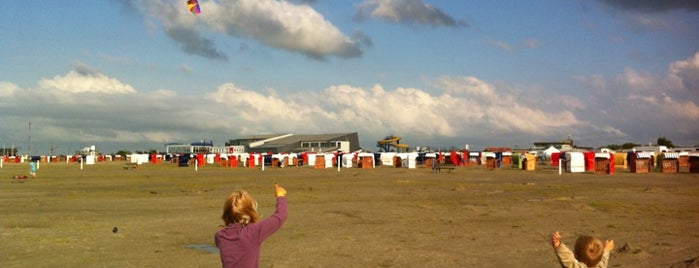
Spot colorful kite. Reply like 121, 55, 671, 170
187, 0, 201, 15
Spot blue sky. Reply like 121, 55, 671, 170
1, 0, 698, 155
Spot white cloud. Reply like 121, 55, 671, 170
579, 52, 699, 145
356, 0, 465, 27
438, 76, 497, 99
617, 68, 658, 90
668, 52, 699, 92
484, 38, 541, 52
136, 0, 362, 60
0, 81, 21, 98
484, 39, 514, 51
37, 70, 136, 94
433, 76, 581, 135
524, 38, 540, 49
630, 14, 672, 31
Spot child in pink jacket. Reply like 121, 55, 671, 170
215, 183, 287, 268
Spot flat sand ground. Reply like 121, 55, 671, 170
1, 161, 698, 267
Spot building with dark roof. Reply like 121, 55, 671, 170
226, 132, 360, 153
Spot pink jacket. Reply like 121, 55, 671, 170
215, 197, 287, 268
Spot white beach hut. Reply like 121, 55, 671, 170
565, 152, 585, 173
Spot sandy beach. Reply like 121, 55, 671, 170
1, 162, 698, 267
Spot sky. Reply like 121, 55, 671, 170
1, 0, 698, 155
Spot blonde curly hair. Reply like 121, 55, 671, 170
574, 235, 604, 267
221, 190, 259, 226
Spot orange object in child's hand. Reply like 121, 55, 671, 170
275, 183, 287, 197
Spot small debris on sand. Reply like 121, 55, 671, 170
616, 243, 643, 254
670, 256, 699, 268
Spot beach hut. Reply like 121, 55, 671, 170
501, 151, 513, 166
550, 152, 561, 166
660, 153, 679, 173
468, 152, 480, 166
421, 153, 431, 167
512, 153, 521, 169
689, 154, 699, 173
494, 152, 502, 168
325, 154, 334, 168
613, 152, 627, 169
271, 154, 287, 167
177, 154, 190, 167
131, 153, 149, 165
285, 153, 298, 167
678, 152, 689, 171
246, 153, 257, 168
565, 152, 585, 173
594, 153, 611, 174
609, 153, 615, 174
357, 153, 375, 168
449, 151, 460, 166
341, 153, 354, 168
423, 153, 437, 168
400, 152, 418, 168
196, 154, 205, 166
235, 153, 247, 167
305, 153, 316, 167
380, 152, 396, 166
297, 153, 306, 166
314, 154, 326, 169
461, 151, 469, 166
483, 152, 497, 169
205, 154, 216, 164
219, 155, 230, 167
629, 152, 652, 173
523, 153, 536, 171
583, 152, 595, 172
229, 155, 238, 168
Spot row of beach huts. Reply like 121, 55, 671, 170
3, 149, 699, 174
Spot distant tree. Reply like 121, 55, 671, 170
602, 144, 621, 151
621, 143, 639, 149
604, 144, 620, 150
657, 137, 675, 148
116, 150, 131, 157
606, 143, 639, 150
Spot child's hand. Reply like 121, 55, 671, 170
551, 231, 561, 248
604, 239, 614, 251
275, 183, 287, 197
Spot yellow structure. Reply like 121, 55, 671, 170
377, 136, 409, 152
